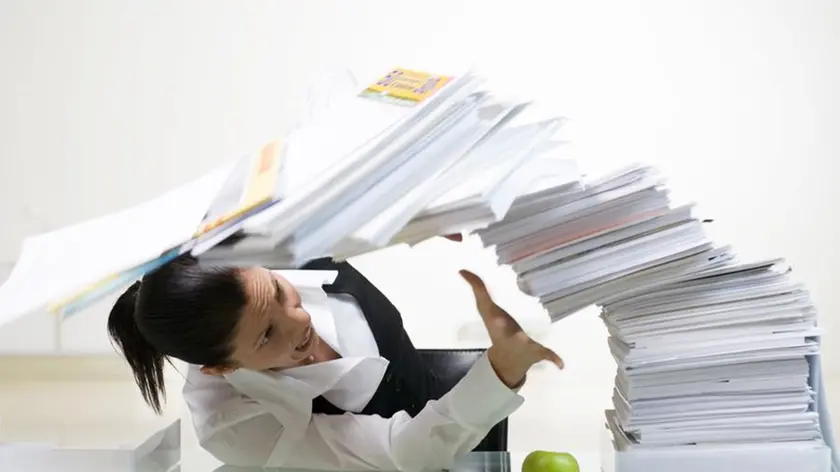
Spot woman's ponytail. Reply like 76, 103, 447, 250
107, 281, 167, 414
105, 255, 247, 414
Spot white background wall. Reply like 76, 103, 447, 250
0, 0, 838, 394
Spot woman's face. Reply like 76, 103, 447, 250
223, 267, 322, 372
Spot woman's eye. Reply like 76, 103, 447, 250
260, 326, 274, 346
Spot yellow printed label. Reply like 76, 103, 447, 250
360, 68, 452, 105
195, 140, 283, 237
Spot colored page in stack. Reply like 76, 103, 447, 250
241, 66, 476, 245
528, 220, 710, 299
512, 182, 702, 295
0, 162, 234, 323
482, 167, 669, 258
488, 166, 721, 322
484, 164, 656, 240
479, 175, 648, 263
190, 141, 287, 255
512, 204, 698, 275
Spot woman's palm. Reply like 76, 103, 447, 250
459, 270, 564, 371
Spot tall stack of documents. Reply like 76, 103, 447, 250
599, 259, 834, 472
473, 166, 837, 472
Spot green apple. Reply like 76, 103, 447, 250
522, 450, 580, 472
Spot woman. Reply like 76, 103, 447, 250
107, 243, 563, 471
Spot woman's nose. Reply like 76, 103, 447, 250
289, 309, 311, 327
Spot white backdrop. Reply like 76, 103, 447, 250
0, 0, 838, 387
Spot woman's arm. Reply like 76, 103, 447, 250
189, 269, 560, 471
191, 352, 522, 471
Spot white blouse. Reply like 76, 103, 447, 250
182, 270, 523, 471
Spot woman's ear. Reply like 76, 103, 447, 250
200, 364, 238, 376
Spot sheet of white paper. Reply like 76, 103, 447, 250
0, 163, 234, 325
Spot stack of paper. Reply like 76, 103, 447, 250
390, 133, 577, 248
0, 65, 577, 325
194, 66, 486, 259
193, 69, 571, 266
201, 105, 568, 265
476, 165, 722, 321
603, 259, 821, 446
598, 258, 835, 472
470, 162, 836, 470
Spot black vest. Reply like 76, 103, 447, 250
300, 258, 441, 418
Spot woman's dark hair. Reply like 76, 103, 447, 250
107, 255, 247, 414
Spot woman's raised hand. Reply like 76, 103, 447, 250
459, 270, 564, 389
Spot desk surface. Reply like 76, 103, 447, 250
170, 450, 601, 472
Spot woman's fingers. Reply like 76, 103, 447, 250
460, 270, 508, 338
459, 270, 493, 308
460, 270, 519, 333
460, 269, 565, 374
539, 344, 565, 370
459, 269, 485, 292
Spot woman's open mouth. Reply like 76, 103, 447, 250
295, 326, 313, 352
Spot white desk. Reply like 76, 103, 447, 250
176, 450, 601, 472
